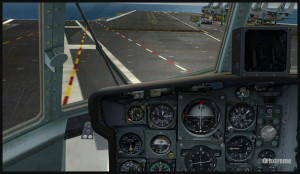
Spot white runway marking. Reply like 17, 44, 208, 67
3, 19, 14, 24
163, 12, 199, 31
65, 26, 82, 28
158, 55, 167, 60
164, 12, 221, 42
175, 64, 187, 71
67, 44, 96, 49
75, 20, 141, 84
106, 10, 136, 22
204, 33, 221, 42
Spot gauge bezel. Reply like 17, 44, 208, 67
118, 160, 144, 172
181, 98, 222, 137
149, 160, 173, 172
145, 130, 176, 160
257, 149, 276, 166
225, 134, 255, 162
150, 135, 171, 154
126, 101, 147, 125
128, 106, 145, 121
235, 86, 251, 101
119, 133, 143, 155
116, 128, 146, 158
147, 102, 177, 129
184, 145, 217, 172
227, 102, 257, 131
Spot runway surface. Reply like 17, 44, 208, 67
2, 11, 298, 130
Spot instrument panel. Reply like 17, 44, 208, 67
89, 78, 297, 172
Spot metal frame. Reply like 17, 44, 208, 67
216, 3, 252, 73
3, 3, 88, 171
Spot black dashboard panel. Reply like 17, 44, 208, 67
88, 74, 298, 172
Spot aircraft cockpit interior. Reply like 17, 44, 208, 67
2, 2, 298, 172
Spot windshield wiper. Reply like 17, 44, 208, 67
76, 2, 129, 86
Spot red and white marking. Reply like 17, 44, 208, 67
97, 22, 192, 74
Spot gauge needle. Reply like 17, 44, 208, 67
190, 160, 211, 165
228, 147, 240, 150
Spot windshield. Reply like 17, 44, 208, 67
60, 2, 297, 106
2, 2, 298, 111
62, 2, 231, 105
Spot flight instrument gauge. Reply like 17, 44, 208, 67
119, 133, 142, 155
128, 106, 144, 121
150, 135, 171, 154
184, 145, 217, 172
226, 136, 254, 162
149, 161, 173, 172
258, 149, 276, 166
182, 99, 221, 135
150, 104, 175, 128
119, 160, 143, 172
228, 103, 255, 130
235, 87, 250, 101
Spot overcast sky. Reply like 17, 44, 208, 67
132, 3, 297, 9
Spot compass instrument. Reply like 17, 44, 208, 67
149, 161, 173, 172
235, 87, 250, 101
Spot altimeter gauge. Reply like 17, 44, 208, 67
228, 103, 255, 130
150, 104, 175, 128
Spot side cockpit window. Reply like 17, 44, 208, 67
3, 3, 42, 134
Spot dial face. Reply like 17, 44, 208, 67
119, 160, 143, 172
258, 149, 276, 166
150, 135, 171, 154
261, 125, 277, 140
150, 104, 174, 128
183, 99, 220, 135
149, 161, 172, 172
128, 106, 144, 121
235, 87, 250, 101
226, 136, 253, 162
228, 103, 255, 130
119, 133, 142, 155
185, 145, 217, 172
